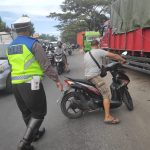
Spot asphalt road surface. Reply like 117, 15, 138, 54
0, 50, 150, 150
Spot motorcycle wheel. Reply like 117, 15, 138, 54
68, 50, 72, 55
123, 89, 134, 111
57, 64, 62, 75
61, 92, 83, 119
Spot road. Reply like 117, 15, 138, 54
0, 51, 150, 150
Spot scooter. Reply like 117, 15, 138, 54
58, 62, 133, 119
67, 48, 72, 55
47, 50, 55, 66
54, 52, 65, 75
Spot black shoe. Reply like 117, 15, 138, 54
33, 127, 45, 142
17, 140, 34, 150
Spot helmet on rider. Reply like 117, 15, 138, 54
83, 40, 99, 52
57, 41, 62, 48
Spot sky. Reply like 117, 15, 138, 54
0, 0, 64, 37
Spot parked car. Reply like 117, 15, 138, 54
0, 32, 13, 93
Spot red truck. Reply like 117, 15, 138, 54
77, 32, 85, 48
100, 0, 150, 74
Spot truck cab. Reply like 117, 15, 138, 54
77, 31, 100, 51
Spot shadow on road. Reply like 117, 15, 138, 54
0, 89, 12, 98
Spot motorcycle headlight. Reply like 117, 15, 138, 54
0, 65, 4, 73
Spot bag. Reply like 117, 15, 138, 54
89, 51, 107, 77
100, 65, 107, 77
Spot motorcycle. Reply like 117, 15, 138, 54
58, 62, 133, 119
47, 49, 55, 66
67, 48, 72, 55
54, 52, 65, 75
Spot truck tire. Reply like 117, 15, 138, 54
5, 73, 12, 94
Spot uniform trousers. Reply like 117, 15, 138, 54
12, 82, 47, 125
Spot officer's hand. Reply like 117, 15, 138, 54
56, 81, 63, 91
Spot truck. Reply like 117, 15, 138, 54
100, 0, 150, 74
77, 31, 100, 51
0, 32, 13, 93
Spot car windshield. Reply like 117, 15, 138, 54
0, 32, 13, 59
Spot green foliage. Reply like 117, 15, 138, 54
39, 34, 58, 41
0, 17, 10, 32
48, 0, 114, 43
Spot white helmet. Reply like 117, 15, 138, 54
14, 16, 31, 24
13, 16, 31, 30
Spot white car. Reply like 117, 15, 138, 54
0, 59, 12, 93
0, 32, 13, 93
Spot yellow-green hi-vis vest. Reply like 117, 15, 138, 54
7, 36, 43, 84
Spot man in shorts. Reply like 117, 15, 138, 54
84, 40, 126, 124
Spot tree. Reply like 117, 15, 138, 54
0, 17, 11, 32
47, 0, 112, 43
39, 34, 58, 41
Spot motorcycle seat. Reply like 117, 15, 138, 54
66, 77, 95, 86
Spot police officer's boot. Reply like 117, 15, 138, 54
17, 118, 44, 150
23, 116, 45, 142
32, 127, 45, 142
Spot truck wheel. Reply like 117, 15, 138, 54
5, 74, 12, 94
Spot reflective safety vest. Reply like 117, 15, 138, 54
7, 35, 43, 84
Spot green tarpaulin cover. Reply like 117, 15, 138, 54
111, 0, 150, 34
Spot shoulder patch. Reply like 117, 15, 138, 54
8, 45, 23, 55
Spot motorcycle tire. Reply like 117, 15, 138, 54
57, 65, 63, 75
68, 50, 72, 55
61, 92, 83, 119
123, 89, 134, 111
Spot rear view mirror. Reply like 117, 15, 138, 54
122, 51, 127, 56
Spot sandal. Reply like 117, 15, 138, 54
104, 118, 120, 125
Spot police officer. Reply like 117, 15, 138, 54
7, 16, 63, 150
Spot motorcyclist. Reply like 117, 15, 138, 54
47, 43, 55, 66
84, 40, 126, 124
62, 42, 67, 52
42, 42, 46, 50
49, 43, 55, 51
55, 41, 69, 72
